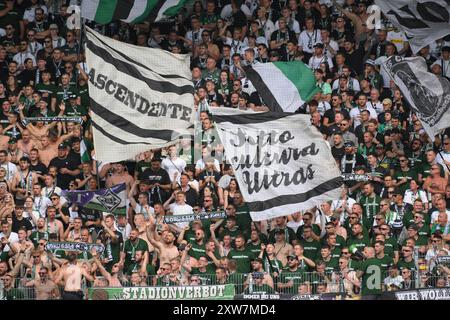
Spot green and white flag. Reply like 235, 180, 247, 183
61, 183, 127, 216
80, 138, 91, 163
81, 0, 188, 25
244, 61, 320, 113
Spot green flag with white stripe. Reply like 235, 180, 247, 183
244, 61, 320, 113
81, 0, 188, 25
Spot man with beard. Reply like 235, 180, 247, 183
11, 156, 38, 201
96, 215, 123, 273
23, 266, 60, 300
340, 141, 365, 174
54, 252, 94, 300
147, 223, 179, 266
120, 228, 149, 271
140, 157, 171, 205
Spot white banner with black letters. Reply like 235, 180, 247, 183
211, 108, 343, 221
85, 27, 194, 163
375, 0, 450, 53
383, 55, 450, 139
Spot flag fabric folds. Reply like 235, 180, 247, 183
375, 0, 450, 53
81, 0, 188, 24
244, 61, 320, 113
211, 108, 343, 221
382, 55, 450, 139
61, 183, 127, 216
84, 27, 194, 163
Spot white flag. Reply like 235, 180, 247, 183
211, 108, 343, 221
375, 0, 450, 53
382, 55, 450, 139
85, 27, 194, 163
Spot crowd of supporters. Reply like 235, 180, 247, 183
0, 0, 449, 300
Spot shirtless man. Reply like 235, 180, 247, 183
23, 266, 60, 300
54, 252, 94, 300
45, 206, 65, 241
146, 223, 179, 266
91, 248, 123, 287
17, 129, 36, 156
105, 162, 135, 190
35, 131, 74, 167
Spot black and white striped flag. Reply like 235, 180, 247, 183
211, 108, 343, 221
85, 27, 194, 163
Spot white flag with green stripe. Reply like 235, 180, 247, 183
80, 139, 91, 163
244, 61, 320, 113
81, 0, 188, 25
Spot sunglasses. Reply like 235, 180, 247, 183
342, 252, 350, 254
402, 250, 411, 253
380, 204, 388, 207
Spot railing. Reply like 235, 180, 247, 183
3, 270, 448, 300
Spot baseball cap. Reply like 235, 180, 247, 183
442, 46, 450, 52
364, 59, 375, 66
344, 141, 355, 147
58, 143, 66, 149
274, 228, 285, 235
287, 254, 298, 260
69, 93, 78, 99
314, 42, 324, 49
49, 24, 58, 30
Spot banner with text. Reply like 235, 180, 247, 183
88, 284, 235, 300
164, 211, 227, 224
211, 109, 343, 221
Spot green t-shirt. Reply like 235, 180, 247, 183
348, 259, 362, 272
55, 85, 79, 105
360, 258, 384, 296
188, 241, 207, 260
397, 258, 416, 271
268, 227, 297, 244
393, 168, 418, 195
126, 262, 156, 276
359, 194, 381, 226
100, 230, 123, 271
191, 266, 215, 285
235, 206, 252, 237
35, 83, 57, 101
279, 268, 306, 293
376, 254, 394, 271
381, 237, 399, 258
317, 257, 339, 273
299, 239, 321, 261
122, 238, 149, 269
346, 235, 371, 251
227, 248, 255, 274
30, 231, 49, 248
320, 234, 346, 249
219, 226, 242, 242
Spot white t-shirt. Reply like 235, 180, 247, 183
161, 157, 186, 183
23, 5, 48, 22
403, 189, 428, 206
33, 195, 52, 218
256, 18, 276, 40
436, 151, 450, 174
387, 30, 408, 53
195, 159, 221, 172
366, 101, 383, 115
308, 54, 334, 70
13, 52, 36, 67
298, 30, 322, 54
0, 232, 19, 252
224, 37, 246, 57
349, 106, 378, 128
430, 209, 450, 224
1, 162, 17, 182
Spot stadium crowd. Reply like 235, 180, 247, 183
0, 0, 449, 300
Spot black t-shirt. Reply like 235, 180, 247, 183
48, 156, 79, 189
323, 108, 351, 124
79, 207, 101, 230
29, 161, 48, 177
141, 167, 171, 204
12, 215, 33, 233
